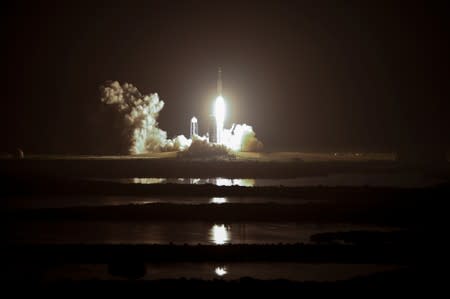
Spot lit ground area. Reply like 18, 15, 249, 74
2, 151, 448, 180
1, 151, 179, 160
234, 151, 395, 162
1, 151, 396, 162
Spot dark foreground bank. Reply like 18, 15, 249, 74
3, 268, 431, 295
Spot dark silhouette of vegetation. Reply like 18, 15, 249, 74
2, 268, 429, 294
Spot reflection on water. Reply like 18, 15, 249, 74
183, 178, 256, 187
44, 263, 401, 282
215, 267, 227, 277
119, 177, 256, 186
96, 173, 443, 188
132, 178, 166, 184
215, 178, 255, 187
10, 221, 397, 245
210, 197, 227, 204
4, 196, 324, 209
210, 224, 231, 245
189, 178, 201, 184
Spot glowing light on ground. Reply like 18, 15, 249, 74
215, 267, 228, 276
132, 178, 166, 184
210, 224, 230, 245
210, 197, 227, 204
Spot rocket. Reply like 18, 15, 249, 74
217, 67, 222, 96
213, 67, 225, 144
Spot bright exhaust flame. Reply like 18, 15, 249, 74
214, 95, 226, 144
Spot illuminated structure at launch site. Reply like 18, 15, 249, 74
190, 116, 198, 138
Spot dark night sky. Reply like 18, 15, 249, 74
1, 0, 449, 154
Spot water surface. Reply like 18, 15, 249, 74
9, 221, 396, 245
44, 262, 401, 281
4, 196, 323, 209
92, 173, 442, 188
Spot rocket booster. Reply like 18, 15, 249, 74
217, 67, 222, 96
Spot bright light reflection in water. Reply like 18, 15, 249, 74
210, 224, 230, 245
126, 177, 256, 186
215, 178, 232, 186
237, 179, 255, 187
210, 197, 227, 204
189, 178, 201, 184
215, 178, 255, 187
132, 178, 166, 184
215, 267, 227, 276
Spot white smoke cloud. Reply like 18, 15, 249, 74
223, 124, 263, 152
179, 136, 231, 158
100, 81, 263, 154
164, 134, 192, 152
100, 81, 181, 154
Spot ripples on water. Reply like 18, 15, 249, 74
5, 196, 323, 209
10, 221, 397, 245
94, 173, 443, 188
44, 263, 401, 281
129, 178, 256, 186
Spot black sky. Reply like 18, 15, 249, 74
1, 0, 449, 154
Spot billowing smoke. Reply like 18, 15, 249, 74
179, 135, 231, 158
165, 135, 192, 152
100, 81, 189, 154
223, 124, 264, 152
100, 81, 262, 154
